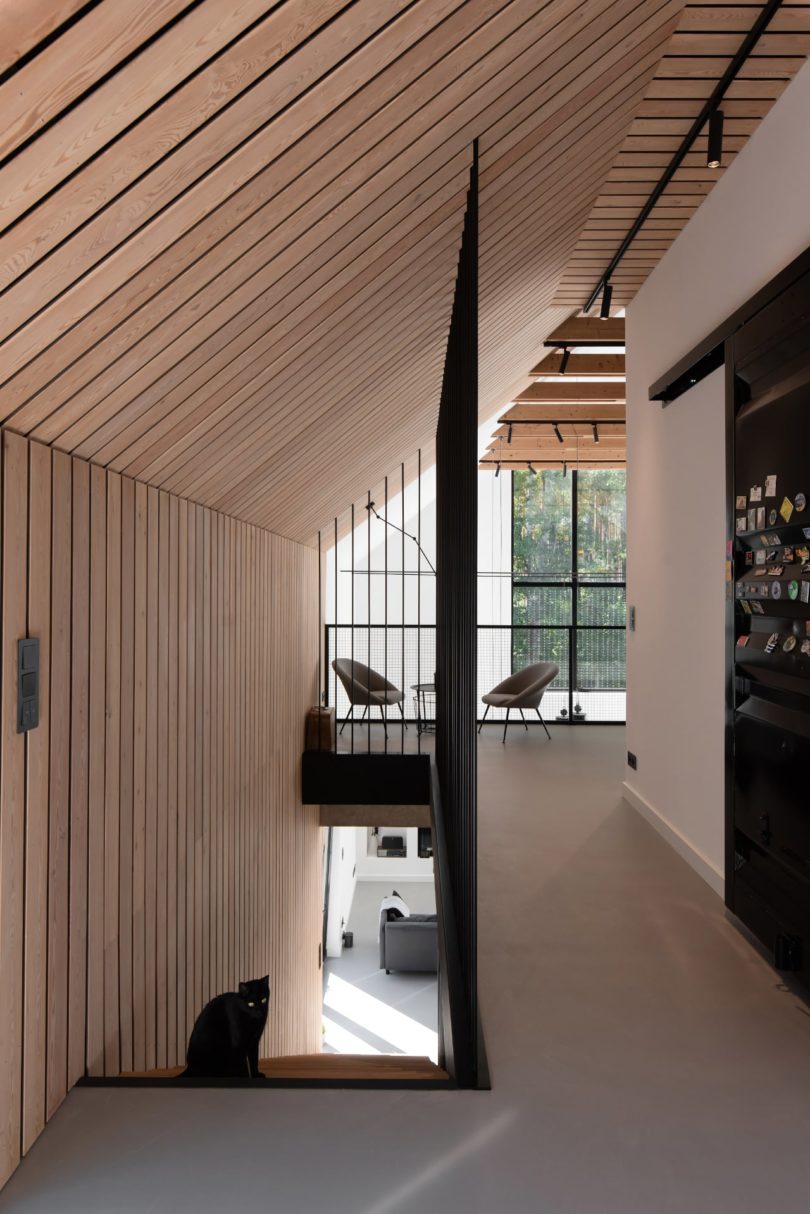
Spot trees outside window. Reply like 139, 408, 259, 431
512, 468, 626, 721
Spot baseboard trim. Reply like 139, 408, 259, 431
621, 781, 724, 899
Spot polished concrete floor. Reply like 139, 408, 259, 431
4, 726, 810, 1212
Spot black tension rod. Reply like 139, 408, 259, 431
583, 0, 784, 314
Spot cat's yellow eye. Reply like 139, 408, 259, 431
248, 1001, 255, 1007
262, 997, 267, 1004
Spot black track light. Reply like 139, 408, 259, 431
507, 424, 513, 445
552, 423, 564, 444
592, 423, 599, 444
528, 462, 537, 476
707, 108, 724, 169
495, 461, 500, 478
563, 460, 568, 477
600, 281, 613, 319
559, 348, 571, 375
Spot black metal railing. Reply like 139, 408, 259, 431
324, 623, 625, 727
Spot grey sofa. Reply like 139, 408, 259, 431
379, 893, 438, 974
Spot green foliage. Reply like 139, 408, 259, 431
511, 469, 627, 690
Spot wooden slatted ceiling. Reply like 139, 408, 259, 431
0, 0, 690, 544
0, 3, 806, 539
480, 314, 626, 470
553, 3, 810, 309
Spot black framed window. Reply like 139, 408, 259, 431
512, 468, 626, 723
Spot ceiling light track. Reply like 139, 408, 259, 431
582, 0, 784, 315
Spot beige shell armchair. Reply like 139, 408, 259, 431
332, 658, 406, 738
479, 661, 559, 743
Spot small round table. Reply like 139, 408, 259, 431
411, 682, 436, 735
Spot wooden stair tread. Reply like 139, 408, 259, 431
119, 1054, 449, 1082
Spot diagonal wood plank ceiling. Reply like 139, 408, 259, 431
0, 0, 804, 544
554, 2, 810, 310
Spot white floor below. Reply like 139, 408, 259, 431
4, 726, 810, 1213
323, 879, 438, 1059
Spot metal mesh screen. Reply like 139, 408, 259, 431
325, 625, 625, 724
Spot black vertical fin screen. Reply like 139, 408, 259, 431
436, 142, 479, 1085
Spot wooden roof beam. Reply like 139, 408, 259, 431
499, 403, 626, 423
529, 352, 625, 377
512, 381, 626, 404
544, 316, 625, 346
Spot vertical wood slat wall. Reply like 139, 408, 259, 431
0, 431, 322, 1190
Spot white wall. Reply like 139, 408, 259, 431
354, 826, 434, 883
625, 58, 810, 895
325, 827, 357, 959
478, 468, 512, 625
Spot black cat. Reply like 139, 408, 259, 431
179, 976, 269, 1079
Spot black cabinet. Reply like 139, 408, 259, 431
728, 258, 810, 979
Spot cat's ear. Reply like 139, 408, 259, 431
261, 975, 269, 987
238, 982, 248, 998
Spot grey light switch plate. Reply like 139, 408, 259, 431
17, 638, 39, 733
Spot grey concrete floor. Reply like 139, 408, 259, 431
4, 726, 810, 1213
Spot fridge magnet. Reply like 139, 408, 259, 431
756, 549, 766, 565
806, 620, 810, 635
751, 485, 763, 502
736, 495, 747, 510
765, 632, 780, 653
802, 640, 810, 656
789, 580, 799, 601
771, 581, 782, 599
796, 492, 807, 513
752, 601, 765, 614
736, 635, 750, 647
760, 535, 771, 546
735, 583, 744, 599
802, 563, 810, 575
802, 581, 810, 605
766, 566, 784, 577
797, 547, 810, 562
769, 534, 781, 545
783, 547, 795, 564
761, 584, 770, 597
780, 497, 794, 523
744, 550, 754, 566
748, 508, 756, 531
784, 636, 797, 653
768, 509, 779, 527
756, 507, 766, 530
741, 601, 752, 615
804, 528, 810, 540
736, 516, 747, 534
765, 475, 777, 497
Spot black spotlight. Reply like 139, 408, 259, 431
600, 281, 613, 319
707, 108, 724, 170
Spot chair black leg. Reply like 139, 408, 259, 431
359, 705, 368, 723
339, 705, 351, 735
502, 708, 510, 744
537, 707, 551, 740
380, 706, 388, 739
519, 708, 528, 732
478, 705, 489, 734
397, 701, 408, 730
